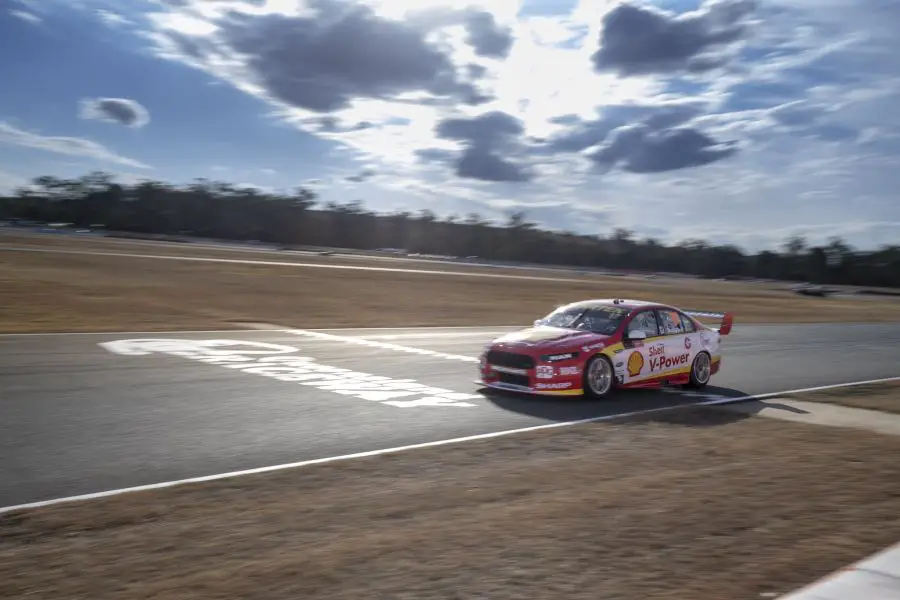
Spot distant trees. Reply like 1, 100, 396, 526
2, 170, 899, 288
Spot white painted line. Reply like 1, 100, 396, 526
282, 328, 481, 362
0, 328, 290, 337
356, 331, 512, 340
98, 338, 482, 409
0, 245, 607, 284
315, 325, 520, 332
0, 326, 520, 337
2, 375, 899, 515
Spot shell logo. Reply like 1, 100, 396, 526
627, 350, 644, 377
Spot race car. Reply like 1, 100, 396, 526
477, 298, 734, 398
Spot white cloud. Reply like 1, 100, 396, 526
96, 9, 132, 27
9, 9, 41, 24
0, 122, 151, 169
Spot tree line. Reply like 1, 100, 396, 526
2, 171, 898, 289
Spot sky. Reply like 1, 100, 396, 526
1, 0, 898, 253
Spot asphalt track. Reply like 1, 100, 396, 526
2, 322, 900, 508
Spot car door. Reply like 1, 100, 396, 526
619, 309, 664, 384
679, 310, 718, 360
650, 308, 693, 378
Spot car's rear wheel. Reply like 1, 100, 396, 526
583, 355, 615, 399
686, 351, 711, 388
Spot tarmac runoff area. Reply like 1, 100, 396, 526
2, 323, 900, 599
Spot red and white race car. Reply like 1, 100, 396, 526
478, 298, 734, 398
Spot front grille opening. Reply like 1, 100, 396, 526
486, 350, 535, 370
497, 372, 530, 387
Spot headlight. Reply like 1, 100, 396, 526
540, 352, 579, 362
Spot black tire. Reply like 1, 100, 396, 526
686, 351, 712, 389
582, 355, 615, 399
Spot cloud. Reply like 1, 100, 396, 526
436, 111, 524, 145
591, 0, 758, 76
0, 121, 151, 169
178, 2, 492, 114
463, 11, 514, 58
78, 98, 151, 128
538, 101, 709, 153
96, 9, 132, 28
345, 168, 376, 182
456, 145, 531, 182
433, 111, 533, 182
586, 124, 738, 173
9, 9, 41, 24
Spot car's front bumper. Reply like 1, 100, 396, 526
476, 379, 584, 396
479, 347, 585, 396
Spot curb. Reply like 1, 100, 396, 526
779, 540, 900, 598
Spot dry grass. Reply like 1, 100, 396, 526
3, 236, 900, 333
3, 406, 900, 600
1, 229, 601, 278
784, 381, 900, 414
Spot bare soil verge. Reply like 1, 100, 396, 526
4, 243, 900, 333
782, 381, 900, 414
2, 405, 900, 600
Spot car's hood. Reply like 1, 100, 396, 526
491, 325, 610, 351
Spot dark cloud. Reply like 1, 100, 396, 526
415, 145, 532, 184
456, 146, 531, 182
587, 125, 738, 173
315, 117, 373, 132
409, 6, 516, 59
78, 97, 150, 128
431, 111, 532, 182
463, 11, 514, 58
539, 102, 706, 153
345, 168, 376, 182
591, 0, 757, 76
217, 3, 486, 113
166, 31, 211, 59
466, 63, 488, 79
436, 111, 524, 145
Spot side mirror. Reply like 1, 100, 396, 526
534, 319, 543, 326
626, 330, 647, 341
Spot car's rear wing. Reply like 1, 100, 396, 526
683, 310, 734, 335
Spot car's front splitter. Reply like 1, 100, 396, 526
475, 380, 584, 396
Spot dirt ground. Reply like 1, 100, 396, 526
2, 402, 900, 600
4, 237, 900, 333
784, 381, 900, 414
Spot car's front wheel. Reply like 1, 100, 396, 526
583, 355, 615, 399
686, 351, 712, 388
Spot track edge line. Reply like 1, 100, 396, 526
2, 375, 899, 515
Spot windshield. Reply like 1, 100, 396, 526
538, 306, 629, 335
